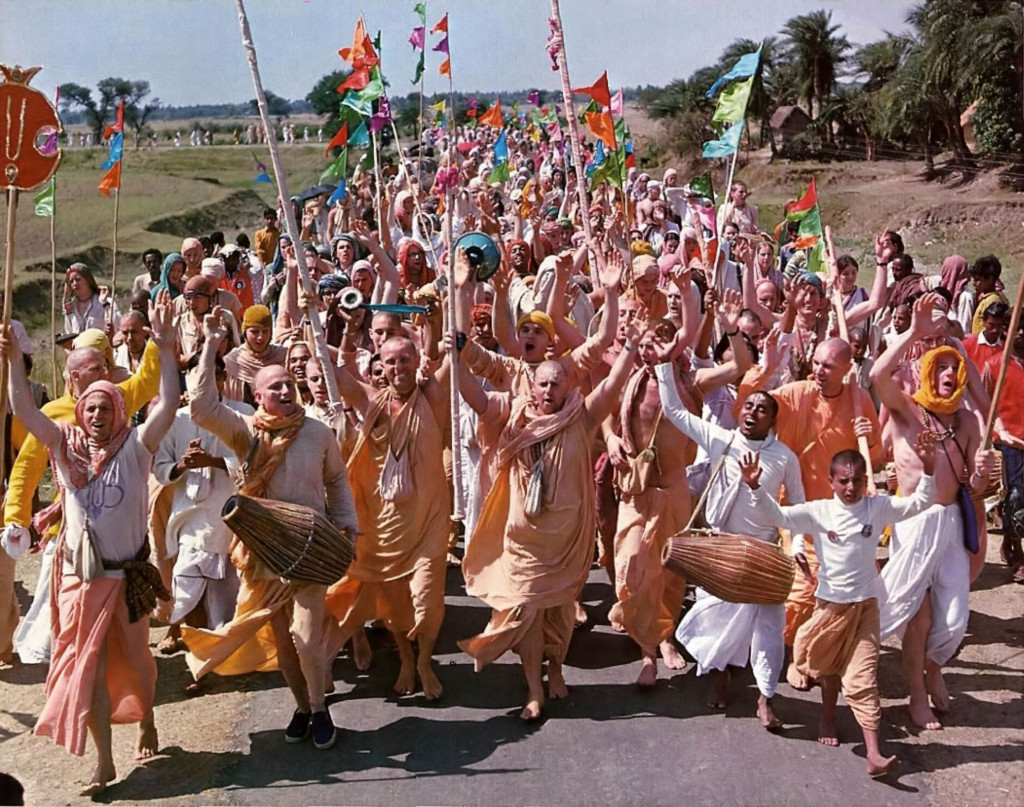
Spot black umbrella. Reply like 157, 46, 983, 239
296, 183, 337, 202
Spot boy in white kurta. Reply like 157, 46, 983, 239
740, 439, 937, 777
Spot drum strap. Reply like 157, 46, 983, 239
683, 433, 736, 532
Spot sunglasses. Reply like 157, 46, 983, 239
184, 291, 211, 300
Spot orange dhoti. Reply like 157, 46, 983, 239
36, 576, 157, 756
608, 482, 690, 651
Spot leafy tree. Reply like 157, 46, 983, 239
250, 90, 291, 118
59, 77, 156, 141
780, 9, 850, 120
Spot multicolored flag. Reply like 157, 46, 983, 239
252, 151, 272, 184
706, 47, 761, 99
712, 75, 754, 124
98, 100, 124, 196
785, 178, 824, 272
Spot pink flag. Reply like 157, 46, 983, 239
527, 91, 539, 106
409, 26, 425, 50
610, 88, 623, 117
432, 35, 449, 54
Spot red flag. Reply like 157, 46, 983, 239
478, 97, 503, 128
102, 100, 124, 140
323, 122, 348, 158
439, 58, 451, 78
572, 71, 611, 109
786, 177, 818, 216
337, 68, 369, 94
465, 108, 477, 118
584, 110, 616, 149
98, 161, 121, 197
339, 17, 378, 69
431, 13, 448, 34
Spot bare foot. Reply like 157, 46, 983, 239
818, 715, 839, 747
786, 662, 812, 691
520, 698, 543, 721
547, 665, 569, 700
135, 716, 159, 760
659, 640, 686, 670
757, 696, 784, 732
636, 657, 657, 689
868, 755, 900, 778
81, 762, 116, 797
573, 601, 588, 628
419, 662, 443, 700
352, 629, 371, 671
393, 664, 416, 696
926, 668, 950, 713
707, 669, 730, 710
908, 697, 942, 730
157, 627, 183, 655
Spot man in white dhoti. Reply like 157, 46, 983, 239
657, 348, 805, 729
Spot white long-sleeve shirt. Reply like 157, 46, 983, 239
749, 475, 937, 603
656, 362, 806, 542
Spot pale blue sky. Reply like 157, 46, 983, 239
0, 0, 915, 106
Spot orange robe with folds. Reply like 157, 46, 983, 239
766, 379, 882, 644
325, 387, 450, 641
459, 391, 595, 668
607, 366, 698, 650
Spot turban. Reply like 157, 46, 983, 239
201, 258, 226, 282
318, 274, 349, 295
62, 380, 130, 489
630, 240, 654, 257
242, 304, 273, 330
800, 272, 824, 296
351, 259, 376, 277
912, 346, 968, 416
516, 310, 556, 341
471, 304, 493, 325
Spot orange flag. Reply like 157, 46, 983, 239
478, 97, 503, 128
98, 161, 121, 197
572, 71, 611, 109
431, 13, 448, 34
439, 58, 451, 78
323, 122, 348, 158
339, 17, 378, 69
585, 110, 617, 149
337, 68, 369, 94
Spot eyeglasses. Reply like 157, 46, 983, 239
183, 291, 211, 300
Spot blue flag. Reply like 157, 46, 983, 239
101, 132, 123, 170
493, 128, 508, 164
348, 121, 370, 147
702, 121, 744, 159
328, 180, 347, 205
706, 47, 761, 99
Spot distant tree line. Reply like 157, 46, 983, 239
638, 1, 1022, 172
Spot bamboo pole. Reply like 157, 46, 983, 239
548, 0, 592, 243
983, 266, 1024, 448
49, 208, 58, 393
0, 188, 20, 493
108, 188, 120, 328
233, 0, 340, 405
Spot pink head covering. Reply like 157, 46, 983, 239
59, 380, 131, 489
939, 255, 969, 302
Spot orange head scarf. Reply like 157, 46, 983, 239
911, 345, 968, 415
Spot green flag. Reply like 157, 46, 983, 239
688, 171, 714, 202
487, 161, 509, 185
577, 98, 598, 125
320, 148, 348, 183
413, 52, 425, 84
712, 75, 754, 124
591, 147, 623, 190
34, 177, 55, 218
414, 2, 426, 23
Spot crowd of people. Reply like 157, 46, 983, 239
1, 120, 1021, 795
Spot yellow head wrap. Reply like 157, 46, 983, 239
630, 240, 654, 257
516, 310, 556, 341
242, 304, 273, 330
72, 329, 115, 369
912, 345, 968, 415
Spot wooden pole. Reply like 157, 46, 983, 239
49, 207, 58, 393
711, 143, 741, 293
548, 0, 592, 243
108, 187, 120, 328
983, 266, 1024, 448
233, 0, 340, 405
0, 188, 20, 494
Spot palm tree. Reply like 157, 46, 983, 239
780, 9, 851, 120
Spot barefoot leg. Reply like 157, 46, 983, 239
757, 694, 784, 731
392, 631, 417, 696
659, 639, 686, 670
818, 675, 840, 747
84, 638, 116, 796
707, 668, 730, 710
573, 601, 588, 628
518, 616, 546, 720
636, 647, 657, 689
157, 623, 183, 655
547, 658, 569, 700
415, 633, 443, 700
903, 595, 942, 730
135, 710, 159, 760
351, 627, 372, 671
863, 727, 900, 777
925, 660, 950, 714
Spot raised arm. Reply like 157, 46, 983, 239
189, 308, 253, 458
844, 259, 888, 327
139, 292, 183, 453
869, 293, 939, 416
695, 289, 753, 392
1, 329, 60, 452
585, 322, 639, 426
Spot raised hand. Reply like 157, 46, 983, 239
203, 305, 228, 343
739, 450, 762, 490
874, 231, 895, 265
622, 321, 641, 348
762, 327, 784, 372
716, 288, 743, 333
453, 247, 474, 289
910, 292, 943, 336
350, 218, 375, 246
149, 289, 175, 348
599, 248, 625, 291
651, 329, 679, 364
732, 236, 754, 267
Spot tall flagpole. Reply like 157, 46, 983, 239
49, 201, 58, 393
548, 0, 592, 243
108, 187, 120, 328
0, 188, 20, 490
233, 0, 340, 404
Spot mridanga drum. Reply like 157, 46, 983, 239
222, 493, 354, 585
662, 529, 795, 605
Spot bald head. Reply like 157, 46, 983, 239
817, 338, 852, 366
532, 360, 570, 414
66, 347, 109, 396
253, 364, 300, 416
811, 338, 852, 397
